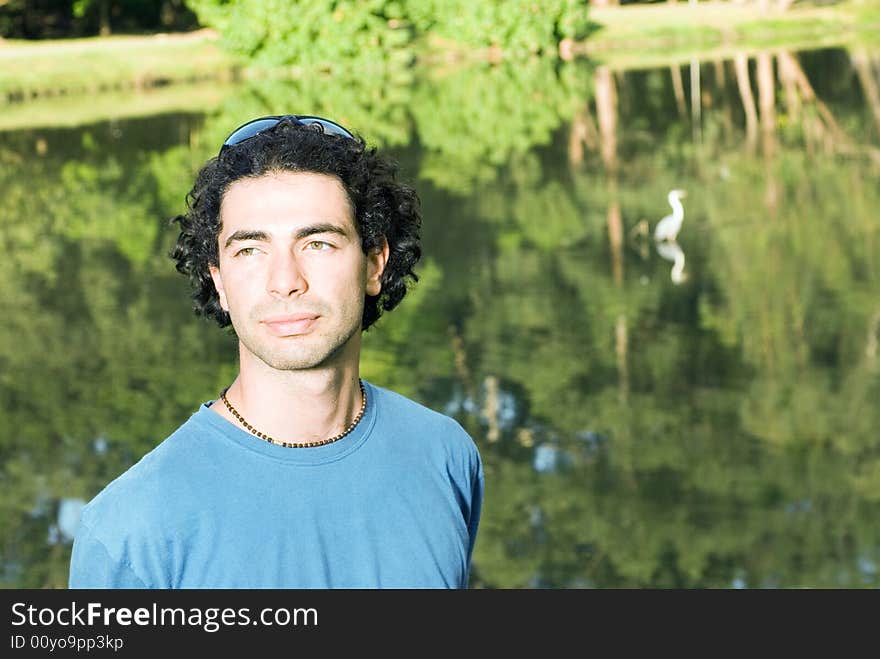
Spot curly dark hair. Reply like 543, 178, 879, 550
170, 117, 421, 332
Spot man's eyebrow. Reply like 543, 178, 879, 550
224, 230, 269, 249
294, 223, 350, 241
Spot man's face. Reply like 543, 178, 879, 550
209, 171, 388, 372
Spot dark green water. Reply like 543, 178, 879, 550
2, 47, 879, 588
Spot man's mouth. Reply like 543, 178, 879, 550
262, 314, 320, 336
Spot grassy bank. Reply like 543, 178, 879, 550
0, 29, 238, 102
578, 0, 879, 69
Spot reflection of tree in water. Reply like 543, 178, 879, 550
184, 58, 591, 195
0, 122, 236, 587
456, 47, 880, 587
3, 46, 880, 587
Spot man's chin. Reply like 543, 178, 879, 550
258, 351, 332, 372
254, 341, 347, 372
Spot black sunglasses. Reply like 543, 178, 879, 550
219, 114, 355, 155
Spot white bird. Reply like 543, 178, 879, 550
656, 241, 687, 285
653, 189, 687, 242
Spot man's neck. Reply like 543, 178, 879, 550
212, 363, 365, 446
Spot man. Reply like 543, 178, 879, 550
69, 115, 484, 588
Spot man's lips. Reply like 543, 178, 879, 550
261, 314, 319, 336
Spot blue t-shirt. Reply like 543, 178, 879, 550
69, 380, 483, 588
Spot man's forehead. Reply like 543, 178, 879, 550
218, 171, 356, 234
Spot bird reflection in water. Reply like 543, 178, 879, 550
655, 240, 687, 285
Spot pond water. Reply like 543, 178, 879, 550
1, 46, 879, 588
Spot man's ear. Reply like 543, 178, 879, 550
209, 264, 229, 311
366, 237, 390, 297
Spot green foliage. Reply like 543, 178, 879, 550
408, 0, 590, 55
183, 0, 590, 67
185, 0, 413, 68
195, 69, 415, 151
411, 59, 592, 192
361, 258, 452, 399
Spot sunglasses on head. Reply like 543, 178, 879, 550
219, 114, 355, 155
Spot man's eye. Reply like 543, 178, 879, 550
307, 241, 332, 250
235, 247, 260, 257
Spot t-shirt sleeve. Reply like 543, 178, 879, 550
68, 521, 148, 589
467, 470, 484, 565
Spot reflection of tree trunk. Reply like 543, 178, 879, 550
448, 323, 477, 409
595, 66, 618, 173
606, 179, 627, 400
616, 314, 629, 400
778, 48, 801, 122
595, 62, 627, 399
777, 50, 843, 136
734, 53, 758, 153
776, 50, 880, 164
481, 375, 500, 443
568, 106, 599, 167
670, 64, 687, 119
757, 52, 776, 148
608, 198, 623, 287
756, 51, 779, 213
690, 58, 702, 142
851, 49, 880, 138
714, 59, 734, 144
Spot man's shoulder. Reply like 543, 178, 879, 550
372, 382, 466, 431
369, 381, 481, 464
78, 408, 210, 533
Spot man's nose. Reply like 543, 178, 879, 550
266, 250, 307, 298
